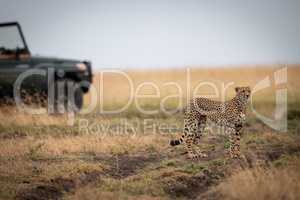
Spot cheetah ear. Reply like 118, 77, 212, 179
235, 87, 240, 93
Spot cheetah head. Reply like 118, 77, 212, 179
235, 86, 251, 102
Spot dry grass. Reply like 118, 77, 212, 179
0, 106, 70, 127
0, 65, 300, 199
242, 130, 298, 147
0, 134, 168, 159
64, 188, 166, 200
0, 65, 298, 123
88, 65, 300, 110
40, 134, 168, 156
214, 160, 300, 200
0, 138, 32, 158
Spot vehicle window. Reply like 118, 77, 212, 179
0, 26, 24, 50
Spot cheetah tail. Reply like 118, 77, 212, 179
170, 136, 184, 146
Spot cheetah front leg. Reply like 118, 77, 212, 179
228, 125, 242, 159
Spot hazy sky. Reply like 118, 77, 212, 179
0, 0, 299, 68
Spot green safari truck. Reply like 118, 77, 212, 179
0, 22, 93, 112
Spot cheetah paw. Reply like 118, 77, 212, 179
230, 153, 241, 159
197, 152, 208, 158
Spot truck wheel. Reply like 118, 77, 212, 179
55, 79, 83, 113
73, 86, 83, 111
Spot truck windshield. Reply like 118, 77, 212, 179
0, 25, 25, 50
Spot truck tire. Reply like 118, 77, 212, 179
55, 79, 83, 113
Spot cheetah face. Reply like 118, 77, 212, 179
235, 86, 251, 101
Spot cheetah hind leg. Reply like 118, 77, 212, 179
193, 115, 207, 145
185, 118, 208, 159
186, 135, 197, 159
183, 119, 199, 159
194, 118, 208, 158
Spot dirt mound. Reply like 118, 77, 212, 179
16, 170, 102, 200
0, 131, 27, 139
163, 169, 224, 199
17, 185, 62, 200
99, 152, 162, 178
16, 152, 162, 200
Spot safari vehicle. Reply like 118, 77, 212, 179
0, 22, 92, 112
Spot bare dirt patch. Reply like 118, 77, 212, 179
15, 152, 163, 200
16, 170, 102, 200
96, 152, 163, 178
162, 169, 224, 199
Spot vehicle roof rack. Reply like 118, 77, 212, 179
0, 22, 20, 27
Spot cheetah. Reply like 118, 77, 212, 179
170, 86, 251, 159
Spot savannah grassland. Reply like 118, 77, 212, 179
1, 65, 300, 200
